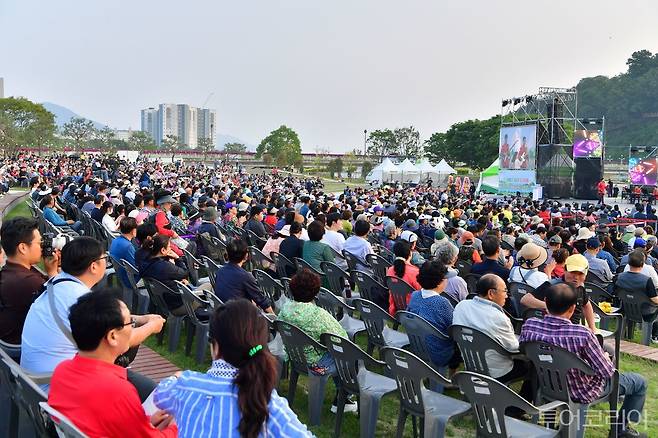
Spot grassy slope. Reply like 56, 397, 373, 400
5, 199, 656, 437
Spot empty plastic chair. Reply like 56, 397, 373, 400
176, 281, 211, 364
181, 248, 210, 287
39, 402, 89, 438
352, 298, 409, 354
142, 278, 185, 352
270, 251, 297, 278
381, 347, 471, 438
320, 261, 355, 299
366, 253, 392, 284
351, 270, 389, 310
453, 371, 567, 438
201, 255, 221, 289
616, 287, 658, 346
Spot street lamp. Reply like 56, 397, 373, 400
363, 129, 367, 157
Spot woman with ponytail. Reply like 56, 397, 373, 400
153, 299, 312, 438
386, 240, 422, 315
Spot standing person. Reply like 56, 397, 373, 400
154, 299, 311, 437
48, 292, 178, 438
597, 178, 607, 205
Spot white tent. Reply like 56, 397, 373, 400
366, 157, 399, 185
433, 159, 457, 175
398, 158, 421, 183
416, 159, 439, 182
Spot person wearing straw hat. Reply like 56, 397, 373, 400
508, 242, 549, 289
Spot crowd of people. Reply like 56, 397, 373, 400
0, 151, 656, 437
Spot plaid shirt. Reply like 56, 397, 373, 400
519, 315, 614, 404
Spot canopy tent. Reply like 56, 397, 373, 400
365, 157, 399, 185
416, 159, 439, 182
476, 158, 500, 193
433, 159, 457, 175
398, 158, 420, 183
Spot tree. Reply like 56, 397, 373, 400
162, 134, 179, 161
256, 125, 302, 168
626, 50, 658, 77
223, 142, 246, 161
343, 151, 358, 178
197, 137, 215, 160
327, 157, 344, 178
262, 153, 273, 166
424, 132, 451, 164
94, 126, 116, 153
394, 126, 421, 159
366, 129, 397, 162
62, 117, 95, 151
0, 97, 56, 157
361, 161, 374, 178
129, 131, 156, 151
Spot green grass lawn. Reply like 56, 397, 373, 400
145, 323, 658, 438
3, 199, 30, 221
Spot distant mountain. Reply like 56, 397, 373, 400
41, 102, 106, 130
216, 134, 256, 152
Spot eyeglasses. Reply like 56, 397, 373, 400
119, 318, 136, 329
95, 255, 108, 263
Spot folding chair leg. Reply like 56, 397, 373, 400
333, 389, 346, 438
395, 409, 407, 438
287, 370, 299, 404
194, 325, 209, 364
184, 321, 194, 357
360, 393, 384, 438
641, 322, 652, 346
307, 374, 329, 426
167, 316, 183, 353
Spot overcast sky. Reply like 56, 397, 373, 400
2, 0, 658, 152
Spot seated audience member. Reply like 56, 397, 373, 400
406, 260, 460, 371
470, 236, 513, 278
616, 250, 658, 342
434, 242, 468, 302
48, 292, 177, 438
100, 201, 117, 233
387, 240, 422, 315
134, 223, 159, 271
508, 242, 549, 289
430, 229, 449, 256
457, 231, 481, 264
620, 238, 657, 268
321, 212, 346, 254
197, 207, 222, 239
520, 283, 648, 438
520, 254, 597, 332
21, 237, 164, 399
277, 269, 356, 413
278, 222, 304, 269
214, 238, 274, 313
583, 236, 614, 282
244, 205, 267, 238
545, 247, 569, 279
109, 217, 138, 286
453, 274, 533, 414
0, 217, 60, 345
41, 194, 83, 232
260, 225, 289, 267
400, 230, 426, 266
302, 220, 334, 272
343, 219, 374, 270
154, 299, 311, 437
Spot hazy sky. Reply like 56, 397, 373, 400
2, 0, 658, 152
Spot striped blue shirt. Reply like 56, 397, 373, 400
153, 359, 313, 438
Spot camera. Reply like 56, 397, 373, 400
41, 233, 71, 257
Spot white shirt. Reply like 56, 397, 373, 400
321, 230, 345, 254
624, 263, 658, 289
21, 273, 91, 375
102, 214, 117, 232
452, 296, 519, 377
508, 266, 549, 289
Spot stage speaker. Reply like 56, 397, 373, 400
546, 98, 566, 145
537, 144, 574, 198
573, 158, 602, 199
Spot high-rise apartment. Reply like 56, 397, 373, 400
140, 104, 216, 148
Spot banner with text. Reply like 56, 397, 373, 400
499, 169, 537, 194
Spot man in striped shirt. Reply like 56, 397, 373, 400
519, 282, 648, 438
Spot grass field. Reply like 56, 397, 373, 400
4, 199, 657, 437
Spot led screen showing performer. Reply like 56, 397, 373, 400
629, 157, 657, 185
499, 125, 536, 170
573, 129, 602, 158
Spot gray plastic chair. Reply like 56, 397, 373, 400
455, 259, 472, 278
351, 270, 390, 310
181, 248, 210, 287
321, 333, 397, 438
142, 278, 185, 352
321, 261, 356, 299
590, 303, 623, 369
386, 275, 414, 312
253, 269, 285, 305
120, 260, 149, 315
376, 244, 395, 264
507, 282, 534, 319
352, 298, 409, 354
586, 271, 611, 289
199, 233, 227, 264
249, 246, 275, 273
316, 288, 366, 341
108, 254, 134, 310
365, 253, 392, 284
176, 281, 211, 364
294, 257, 327, 281
201, 255, 221, 289
449, 325, 524, 383
39, 402, 88, 438
270, 251, 297, 278
381, 347, 471, 438
615, 287, 658, 345
0, 347, 21, 438
396, 311, 451, 392
246, 229, 267, 250
273, 320, 330, 426
279, 276, 294, 300
465, 273, 481, 296
585, 282, 616, 330
521, 341, 620, 438
205, 290, 224, 310
2, 357, 52, 438
453, 371, 567, 438
343, 250, 370, 272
